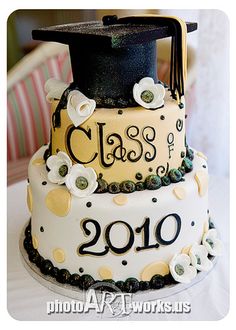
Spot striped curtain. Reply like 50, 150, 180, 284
7, 49, 72, 161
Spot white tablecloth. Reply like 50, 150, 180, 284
7, 177, 229, 321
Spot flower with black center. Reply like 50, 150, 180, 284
46, 151, 72, 184
169, 254, 197, 283
66, 164, 98, 198
202, 229, 223, 256
189, 244, 213, 271
133, 77, 165, 109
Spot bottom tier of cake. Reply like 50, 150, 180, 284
27, 146, 210, 285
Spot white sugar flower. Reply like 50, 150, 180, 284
65, 164, 98, 198
202, 229, 223, 256
169, 254, 197, 283
67, 90, 96, 127
189, 244, 213, 272
46, 151, 72, 184
133, 77, 165, 109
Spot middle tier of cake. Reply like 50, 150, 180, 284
50, 90, 186, 185
28, 145, 209, 282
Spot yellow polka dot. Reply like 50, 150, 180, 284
45, 188, 71, 217
194, 171, 209, 197
53, 248, 65, 263
32, 158, 45, 166
98, 266, 113, 279
173, 186, 186, 200
181, 245, 191, 255
113, 194, 128, 206
27, 185, 33, 213
204, 220, 209, 233
141, 261, 169, 281
32, 235, 38, 249
197, 151, 208, 161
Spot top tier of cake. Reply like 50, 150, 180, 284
33, 15, 196, 193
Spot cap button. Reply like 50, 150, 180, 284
102, 15, 118, 26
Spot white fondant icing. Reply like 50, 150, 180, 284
29, 146, 208, 281
67, 90, 96, 127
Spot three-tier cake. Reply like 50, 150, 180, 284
23, 15, 222, 293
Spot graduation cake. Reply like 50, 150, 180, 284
23, 15, 222, 292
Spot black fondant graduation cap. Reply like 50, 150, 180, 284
32, 15, 197, 108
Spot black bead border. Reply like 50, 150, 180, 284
24, 218, 215, 293
23, 219, 177, 292
43, 147, 195, 194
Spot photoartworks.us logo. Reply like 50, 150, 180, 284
46, 281, 191, 317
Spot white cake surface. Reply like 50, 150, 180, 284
28, 146, 209, 281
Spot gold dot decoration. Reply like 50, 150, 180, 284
32, 158, 45, 166
53, 248, 65, 263
194, 171, 209, 197
141, 261, 169, 281
173, 186, 186, 200
181, 245, 191, 255
204, 220, 209, 233
27, 185, 33, 213
98, 266, 113, 279
113, 194, 128, 206
45, 188, 71, 217
197, 151, 208, 161
32, 235, 38, 249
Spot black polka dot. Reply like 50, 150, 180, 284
42, 181, 47, 185
202, 165, 206, 168
185, 114, 188, 119
152, 197, 157, 203
160, 115, 165, 120
86, 202, 92, 208
135, 172, 143, 180
122, 260, 127, 266
40, 226, 44, 232
207, 209, 210, 214
148, 167, 153, 172
56, 148, 60, 153
79, 267, 84, 273
118, 109, 123, 115
181, 151, 185, 158
191, 221, 195, 226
